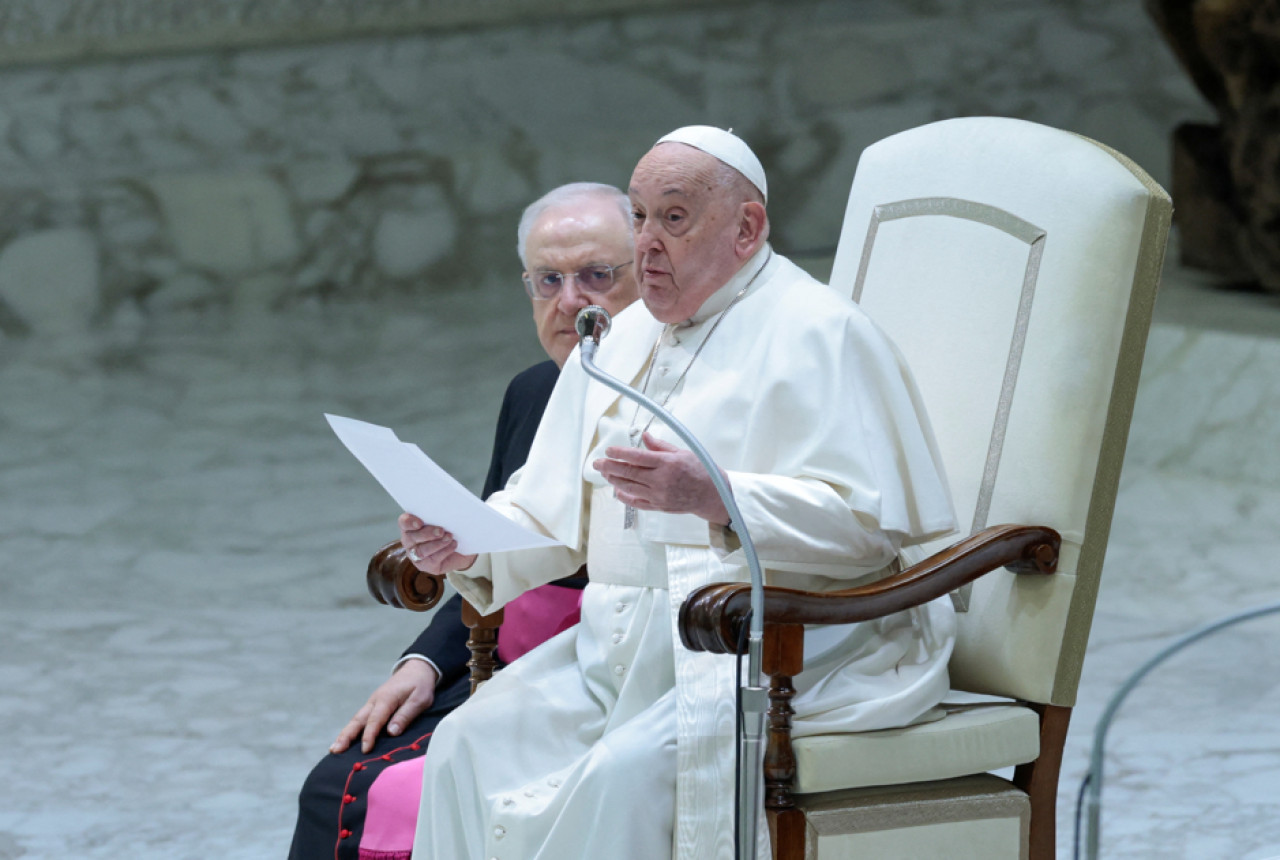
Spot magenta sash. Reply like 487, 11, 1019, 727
496, 583, 583, 665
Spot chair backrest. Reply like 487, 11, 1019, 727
829, 117, 1171, 707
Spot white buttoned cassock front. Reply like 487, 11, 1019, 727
414, 246, 959, 860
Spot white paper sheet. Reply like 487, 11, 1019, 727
325, 413, 562, 555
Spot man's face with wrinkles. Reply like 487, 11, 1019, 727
628, 144, 748, 324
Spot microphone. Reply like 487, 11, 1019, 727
573, 306, 767, 860
574, 304, 611, 349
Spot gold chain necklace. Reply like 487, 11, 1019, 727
622, 250, 772, 528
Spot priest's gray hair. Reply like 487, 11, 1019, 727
517, 182, 633, 270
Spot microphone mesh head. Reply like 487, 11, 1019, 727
575, 306, 612, 344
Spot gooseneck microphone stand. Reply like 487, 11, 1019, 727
575, 306, 766, 860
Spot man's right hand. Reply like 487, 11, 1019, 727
330, 659, 440, 755
399, 514, 478, 575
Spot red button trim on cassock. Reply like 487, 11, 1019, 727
335, 731, 434, 858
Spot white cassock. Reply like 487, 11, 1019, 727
414, 245, 959, 860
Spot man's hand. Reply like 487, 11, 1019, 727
331, 659, 440, 755
594, 432, 731, 526
400, 514, 477, 575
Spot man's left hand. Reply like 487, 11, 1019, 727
595, 432, 731, 526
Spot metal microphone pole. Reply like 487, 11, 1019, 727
575, 306, 767, 860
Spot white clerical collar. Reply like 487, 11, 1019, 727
679, 243, 774, 328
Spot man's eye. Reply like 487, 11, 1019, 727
538, 273, 562, 288
584, 267, 611, 283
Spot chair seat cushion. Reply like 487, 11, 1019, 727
793, 704, 1041, 795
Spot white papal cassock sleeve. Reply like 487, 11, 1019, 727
445, 477, 587, 615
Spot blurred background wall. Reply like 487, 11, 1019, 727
0, 0, 1211, 338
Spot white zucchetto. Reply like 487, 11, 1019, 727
655, 126, 768, 202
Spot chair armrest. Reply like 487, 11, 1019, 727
365, 539, 448, 612
363, 540, 503, 691
679, 523, 1060, 655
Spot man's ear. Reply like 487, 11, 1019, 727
735, 201, 769, 259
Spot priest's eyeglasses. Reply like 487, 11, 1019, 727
522, 261, 633, 300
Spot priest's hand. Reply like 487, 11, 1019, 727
596, 432, 731, 526
330, 659, 439, 754
400, 514, 477, 575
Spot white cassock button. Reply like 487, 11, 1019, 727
494, 826, 506, 839
615, 602, 627, 613
502, 796, 514, 806
614, 665, 626, 676
612, 632, 624, 644
548, 778, 561, 788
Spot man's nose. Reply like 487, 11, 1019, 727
556, 275, 591, 313
634, 219, 662, 254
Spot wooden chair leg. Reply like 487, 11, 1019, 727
460, 601, 503, 694
769, 808, 806, 860
1013, 703, 1072, 860
763, 624, 806, 860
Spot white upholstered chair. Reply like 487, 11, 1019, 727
679, 117, 1172, 859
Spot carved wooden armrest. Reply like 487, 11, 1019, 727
365, 539, 448, 612
679, 523, 1061, 655
677, 523, 1060, 836
366, 539, 504, 691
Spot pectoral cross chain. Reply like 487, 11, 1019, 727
623, 426, 642, 529
617, 250, 770, 531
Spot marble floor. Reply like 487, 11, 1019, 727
2, 248, 1280, 859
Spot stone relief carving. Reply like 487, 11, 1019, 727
0, 0, 742, 65
1148, 0, 1280, 295
0, 0, 1207, 334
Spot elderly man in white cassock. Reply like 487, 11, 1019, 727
399, 126, 959, 859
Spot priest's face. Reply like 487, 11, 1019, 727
523, 197, 639, 367
629, 143, 759, 324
